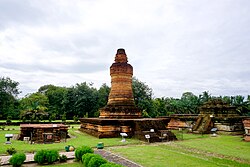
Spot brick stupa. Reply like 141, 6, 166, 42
80, 49, 176, 142
99, 48, 141, 118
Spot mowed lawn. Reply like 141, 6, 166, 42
0, 125, 142, 154
1, 125, 250, 167
109, 134, 250, 167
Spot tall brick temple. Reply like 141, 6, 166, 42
99, 48, 141, 118
80, 49, 176, 142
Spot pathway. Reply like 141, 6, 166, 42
95, 149, 143, 167
0, 149, 142, 167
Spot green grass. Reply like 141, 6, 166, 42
110, 144, 249, 167
175, 135, 250, 161
1, 125, 250, 167
171, 130, 210, 140
0, 125, 142, 155
108, 134, 250, 167
44, 161, 82, 167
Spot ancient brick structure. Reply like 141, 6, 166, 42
243, 119, 250, 141
19, 124, 69, 143
193, 99, 244, 134
99, 49, 141, 118
80, 49, 176, 142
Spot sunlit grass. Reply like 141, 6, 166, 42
106, 131, 250, 167
110, 144, 250, 167
175, 135, 250, 161
0, 125, 142, 155
1, 125, 250, 167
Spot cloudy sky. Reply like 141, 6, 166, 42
0, 0, 250, 98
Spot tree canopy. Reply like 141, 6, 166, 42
0, 76, 249, 120
0, 77, 20, 119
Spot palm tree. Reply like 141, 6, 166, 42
21, 101, 48, 121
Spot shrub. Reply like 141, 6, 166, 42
73, 115, 78, 123
6, 115, 12, 124
34, 150, 59, 164
34, 150, 46, 165
82, 153, 102, 167
100, 162, 124, 167
45, 150, 59, 164
9, 153, 26, 167
59, 154, 67, 162
6, 147, 17, 155
88, 156, 107, 167
75, 146, 94, 161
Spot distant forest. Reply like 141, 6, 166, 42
0, 76, 249, 121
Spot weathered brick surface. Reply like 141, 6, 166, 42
99, 49, 141, 118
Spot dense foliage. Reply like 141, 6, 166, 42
0, 77, 20, 119
34, 149, 59, 164
6, 147, 17, 155
82, 153, 101, 166
100, 162, 124, 167
9, 153, 26, 167
0, 76, 250, 120
88, 156, 107, 167
82, 153, 107, 167
75, 145, 94, 161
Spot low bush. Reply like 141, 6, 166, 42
88, 156, 107, 167
9, 153, 26, 167
34, 150, 46, 165
75, 145, 94, 161
34, 149, 59, 164
6, 147, 17, 155
59, 154, 67, 162
45, 150, 59, 164
82, 153, 102, 167
100, 162, 124, 167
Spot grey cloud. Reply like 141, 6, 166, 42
0, 61, 106, 74
0, 0, 44, 29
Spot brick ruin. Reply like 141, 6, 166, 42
99, 48, 141, 119
80, 49, 176, 142
19, 124, 69, 143
193, 99, 245, 134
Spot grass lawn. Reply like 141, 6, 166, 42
1, 125, 250, 167
0, 125, 142, 155
175, 135, 250, 161
109, 134, 250, 167
44, 161, 82, 167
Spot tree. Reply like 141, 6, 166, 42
96, 83, 110, 116
231, 95, 249, 115
38, 85, 67, 119
0, 77, 20, 119
199, 91, 211, 104
19, 93, 49, 121
132, 77, 155, 117
152, 97, 168, 116
97, 84, 110, 108
179, 92, 201, 114
62, 82, 99, 119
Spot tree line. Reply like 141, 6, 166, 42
0, 76, 249, 121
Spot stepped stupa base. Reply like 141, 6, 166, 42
79, 117, 177, 142
99, 105, 142, 119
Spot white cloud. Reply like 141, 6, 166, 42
0, 0, 250, 98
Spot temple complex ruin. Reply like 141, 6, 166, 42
80, 49, 176, 142
192, 99, 244, 134
19, 124, 69, 143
